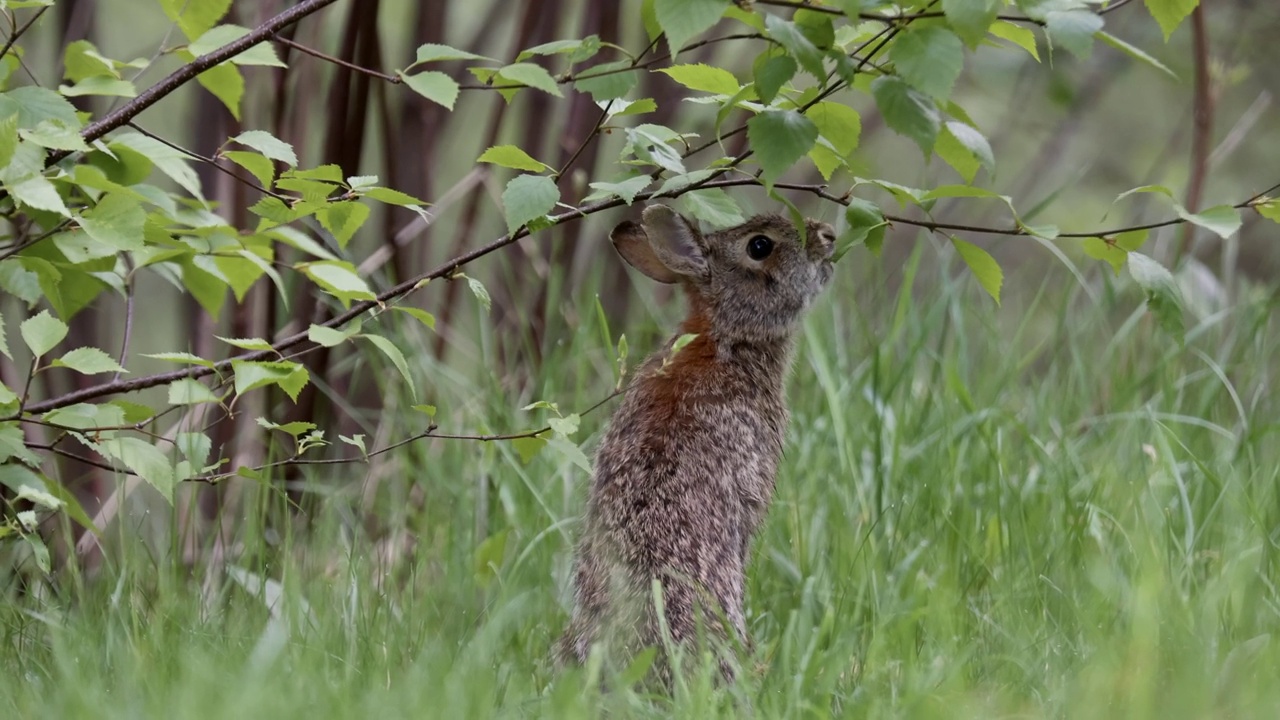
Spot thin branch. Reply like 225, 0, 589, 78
47, 0, 341, 164
0, 4, 47, 60
0, 218, 73, 262
125, 122, 291, 202
274, 33, 400, 83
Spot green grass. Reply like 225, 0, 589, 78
4, 250, 1280, 719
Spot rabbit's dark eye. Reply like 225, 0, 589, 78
746, 235, 774, 261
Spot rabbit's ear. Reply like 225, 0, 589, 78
611, 220, 681, 284
639, 205, 708, 279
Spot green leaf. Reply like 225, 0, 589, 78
412, 404, 437, 418
1257, 200, 1280, 224
392, 306, 436, 331
231, 130, 297, 166
299, 261, 376, 303
223, 150, 274, 188
1177, 204, 1240, 240
1096, 31, 1176, 79
936, 121, 994, 182
399, 70, 460, 110
307, 322, 359, 347
747, 109, 818, 187
889, 26, 965, 100
113, 132, 204, 201
548, 413, 581, 437
753, 54, 797, 105
477, 144, 550, 172
0, 86, 80, 128
216, 336, 274, 352
573, 60, 639, 102
764, 13, 825, 78
680, 188, 745, 228
188, 24, 286, 67
19, 119, 89, 151
0, 113, 17, 170
1045, 10, 1104, 59
1128, 251, 1184, 340
318, 201, 371, 248
1083, 229, 1148, 274
952, 237, 1003, 305
989, 20, 1040, 61
168, 378, 221, 405
413, 43, 491, 64
143, 351, 215, 368
835, 198, 887, 261
465, 275, 492, 314
21, 309, 68, 358
497, 63, 563, 97
79, 193, 146, 251
177, 431, 212, 469
585, 176, 651, 205
231, 360, 308, 401
191, 52, 244, 120
95, 436, 175, 502
159, 0, 231, 39
361, 334, 416, 397
1143, 0, 1198, 40
53, 346, 126, 375
60, 76, 137, 98
656, 63, 739, 95
512, 434, 547, 464
363, 187, 426, 206
501, 174, 560, 234
807, 101, 860, 157
654, 0, 729, 55
871, 76, 940, 156
943, 0, 1000, 47
256, 417, 317, 437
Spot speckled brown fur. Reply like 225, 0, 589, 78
556, 204, 836, 680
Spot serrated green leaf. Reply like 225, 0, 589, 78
188, 24, 286, 67
574, 60, 639, 102
548, 413, 581, 437
1143, 0, 1198, 40
680, 188, 745, 228
584, 176, 651, 205
753, 53, 797, 105
1096, 30, 1176, 79
412, 404, 437, 417
465, 275, 492, 314
256, 417, 317, 437
95, 436, 175, 502
1045, 10, 1103, 59
937, 120, 994, 182
765, 13, 825, 78
59, 76, 137, 98
952, 237, 1003, 305
889, 26, 964, 100
318, 201, 371, 248
192, 53, 244, 120
19, 119, 89, 151
363, 186, 425, 206
361, 334, 416, 397
655, 0, 729, 55
501, 174, 559, 234
1128, 251, 1184, 340
21, 309, 68, 357
477, 144, 550, 172
1257, 200, 1280, 224
1177, 204, 1240, 240
79, 193, 146, 251
307, 323, 358, 347
168, 378, 221, 405
143, 351, 215, 368
216, 335, 274, 352
944, 0, 1000, 47
159, 0, 231, 39
112, 132, 204, 201
512, 434, 547, 464
0, 86, 80, 129
656, 63, 739, 95
223, 150, 274, 188
7, 173, 71, 217
231, 360, 308, 401
989, 20, 1040, 61
392, 306, 436, 331
53, 346, 126, 375
808, 101, 860, 157
835, 198, 887, 261
413, 43, 492, 64
399, 70, 460, 110
871, 75, 940, 155
497, 63, 564, 97
299, 261, 376, 303
231, 130, 297, 166
747, 109, 818, 187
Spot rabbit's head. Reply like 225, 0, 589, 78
611, 204, 836, 343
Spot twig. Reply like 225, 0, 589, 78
0, 218, 73, 262
47, 0, 341, 164
125, 122, 291, 202
274, 33, 400, 83
0, 5, 47, 61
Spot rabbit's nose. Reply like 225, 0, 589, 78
812, 223, 836, 259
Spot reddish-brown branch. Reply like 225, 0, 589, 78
1175, 5, 1214, 264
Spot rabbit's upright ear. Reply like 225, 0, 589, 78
640, 205, 708, 279
611, 220, 681, 284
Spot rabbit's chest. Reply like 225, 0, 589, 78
689, 402, 784, 520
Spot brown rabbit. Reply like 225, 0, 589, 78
556, 204, 837, 679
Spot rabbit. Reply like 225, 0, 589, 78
556, 203, 837, 681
